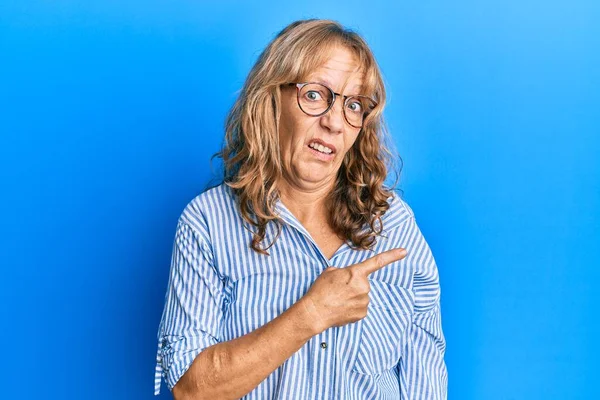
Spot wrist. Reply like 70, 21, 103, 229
294, 296, 326, 336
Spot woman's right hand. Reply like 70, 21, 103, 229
300, 248, 408, 334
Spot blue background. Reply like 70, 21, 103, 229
1, 1, 598, 399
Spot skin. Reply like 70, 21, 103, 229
276, 45, 367, 258
171, 46, 408, 400
173, 249, 407, 400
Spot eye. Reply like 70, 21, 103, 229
305, 90, 324, 102
347, 100, 363, 113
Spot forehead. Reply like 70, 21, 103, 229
305, 46, 365, 92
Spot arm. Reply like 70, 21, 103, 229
155, 219, 320, 400
396, 215, 448, 399
173, 296, 318, 400
398, 301, 447, 399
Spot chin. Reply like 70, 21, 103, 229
300, 170, 336, 185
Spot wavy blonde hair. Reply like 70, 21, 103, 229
214, 18, 402, 255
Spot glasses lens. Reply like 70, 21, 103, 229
344, 96, 376, 128
296, 83, 377, 128
298, 83, 332, 115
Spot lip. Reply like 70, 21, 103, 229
307, 138, 337, 154
307, 145, 335, 161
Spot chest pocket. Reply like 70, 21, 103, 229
351, 280, 414, 375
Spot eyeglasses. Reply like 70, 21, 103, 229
284, 82, 377, 129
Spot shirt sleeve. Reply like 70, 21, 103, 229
396, 214, 448, 399
154, 218, 225, 395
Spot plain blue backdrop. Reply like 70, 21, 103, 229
1, 1, 598, 399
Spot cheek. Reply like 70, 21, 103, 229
279, 117, 299, 152
341, 131, 361, 157
280, 101, 309, 147
279, 123, 309, 163
288, 119, 316, 151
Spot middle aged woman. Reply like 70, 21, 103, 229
154, 19, 447, 400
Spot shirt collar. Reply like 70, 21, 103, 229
273, 197, 315, 243
272, 191, 406, 262
272, 191, 408, 234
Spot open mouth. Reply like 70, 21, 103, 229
308, 142, 334, 155
306, 138, 336, 157
306, 139, 336, 161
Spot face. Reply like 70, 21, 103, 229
278, 46, 365, 192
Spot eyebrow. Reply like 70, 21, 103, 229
310, 77, 363, 95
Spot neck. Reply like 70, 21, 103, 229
276, 179, 335, 226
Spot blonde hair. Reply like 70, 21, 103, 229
215, 18, 402, 255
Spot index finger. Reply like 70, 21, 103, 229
352, 248, 407, 276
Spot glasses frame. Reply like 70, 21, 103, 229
285, 82, 377, 129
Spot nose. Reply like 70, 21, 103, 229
320, 96, 345, 134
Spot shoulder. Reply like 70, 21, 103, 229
380, 188, 416, 232
178, 182, 238, 238
385, 191, 442, 311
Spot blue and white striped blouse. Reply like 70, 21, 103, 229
154, 183, 447, 399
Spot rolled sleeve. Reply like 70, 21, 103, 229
396, 211, 448, 399
398, 302, 447, 399
154, 218, 225, 395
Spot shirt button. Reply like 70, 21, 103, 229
320, 342, 327, 349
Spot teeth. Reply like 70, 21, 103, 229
309, 142, 333, 154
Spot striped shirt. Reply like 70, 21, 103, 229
154, 183, 447, 399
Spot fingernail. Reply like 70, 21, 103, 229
397, 248, 407, 256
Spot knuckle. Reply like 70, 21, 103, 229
375, 254, 385, 269
359, 307, 368, 319
347, 267, 358, 281
325, 266, 337, 273
359, 281, 370, 294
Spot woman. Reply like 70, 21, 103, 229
154, 19, 447, 399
